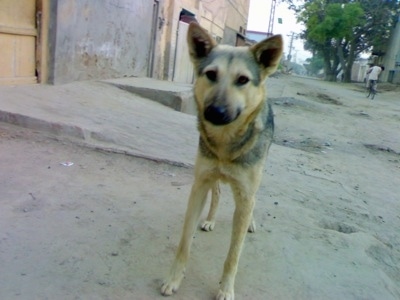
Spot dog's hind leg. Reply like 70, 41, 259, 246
201, 181, 257, 233
161, 172, 213, 296
248, 215, 256, 233
201, 181, 220, 231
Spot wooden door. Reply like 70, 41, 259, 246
0, 0, 37, 85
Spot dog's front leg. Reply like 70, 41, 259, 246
217, 184, 257, 300
161, 174, 213, 296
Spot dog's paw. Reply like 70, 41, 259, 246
160, 278, 181, 296
247, 219, 256, 233
161, 264, 186, 296
201, 220, 215, 232
216, 289, 235, 300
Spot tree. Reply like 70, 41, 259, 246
359, 0, 400, 57
283, 0, 400, 82
298, 1, 364, 81
304, 56, 325, 76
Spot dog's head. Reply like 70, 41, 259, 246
187, 23, 283, 126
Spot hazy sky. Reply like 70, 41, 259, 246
247, 0, 311, 62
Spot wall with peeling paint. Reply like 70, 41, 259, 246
49, 0, 154, 84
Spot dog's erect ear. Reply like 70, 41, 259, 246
187, 22, 217, 62
251, 35, 283, 78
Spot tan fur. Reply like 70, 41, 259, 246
161, 23, 283, 300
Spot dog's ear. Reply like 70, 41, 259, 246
251, 35, 283, 78
187, 22, 217, 63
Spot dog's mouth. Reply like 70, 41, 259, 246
204, 105, 241, 125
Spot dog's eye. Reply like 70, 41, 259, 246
237, 75, 249, 85
205, 70, 217, 82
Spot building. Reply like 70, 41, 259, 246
162, 0, 250, 83
351, 58, 369, 83
358, 16, 400, 84
0, 0, 250, 85
246, 30, 271, 43
382, 16, 400, 84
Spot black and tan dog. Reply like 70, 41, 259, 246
161, 23, 283, 299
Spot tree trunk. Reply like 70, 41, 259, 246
343, 39, 356, 83
323, 57, 335, 81
332, 54, 340, 82
323, 47, 336, 81
325, 72, 337, 81
337, 42, 347, 82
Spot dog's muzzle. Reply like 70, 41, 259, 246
204, 105, 240, 125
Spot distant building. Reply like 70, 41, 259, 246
246, 30, 273, 43
351, 59, 369, 83
382, 17, 400, 84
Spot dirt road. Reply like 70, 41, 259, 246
0, 76, 399, 299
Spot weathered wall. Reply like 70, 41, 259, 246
155, 0, 250, 81
49, 0, 154, 84
351, 60, 368, 83
223, 26, 237, 45
224, 0, 249, 45
198, 0, 226, 39
382, 19, 400, 83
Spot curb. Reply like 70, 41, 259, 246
0, 109, 194, 168
110, 83, 196, 115
0, 110, 87, 140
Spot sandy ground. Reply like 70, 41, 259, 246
0, 76, 399, 300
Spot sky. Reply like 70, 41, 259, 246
247, 0, 312, 63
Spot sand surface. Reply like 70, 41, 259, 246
0, 76, 399, 299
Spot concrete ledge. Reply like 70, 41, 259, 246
103, 77, 196, 115
0, 80, 198, 167
0, 110, 87, 140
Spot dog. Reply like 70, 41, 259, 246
161, 23, 283, 300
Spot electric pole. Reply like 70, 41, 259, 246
267, 0, 277, 36
287, 32, 296, 61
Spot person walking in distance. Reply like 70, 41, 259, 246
366, 65, 385, 99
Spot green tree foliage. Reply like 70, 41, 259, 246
298, 1, 364, 81
283, 0, 400, 82
304, 55, 325, 76
303, 2, 363, 43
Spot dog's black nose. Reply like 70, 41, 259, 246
204, 105, 232, 125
